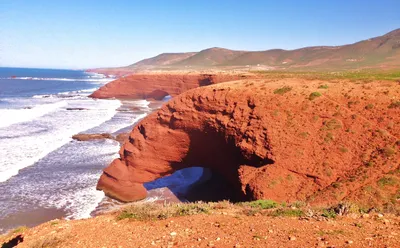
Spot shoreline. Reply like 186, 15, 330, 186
0, 94, 164, 234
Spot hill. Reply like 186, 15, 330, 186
118, 28, 399, 72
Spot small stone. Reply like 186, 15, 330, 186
170, 232, 177, 236
346, 240, 353, 244
317, 242, 325, 247
377, 213, 384, 218
383, 219, 390, 224
268, 229, 273, 233
197, 238, 202, 241
289, 236, 296, 241
216, 237, 221, 241
151, 241, 156, 246
362, 214, 370, 218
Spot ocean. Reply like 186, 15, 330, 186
0, 67, 153, 233
0, 67, 210, 234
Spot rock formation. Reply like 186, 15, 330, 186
97, 78, 399, 206
72, 133, 114, 141
90, 73, 254, 100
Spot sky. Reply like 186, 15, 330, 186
1, 0, 399, 69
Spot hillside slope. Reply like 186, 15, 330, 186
109, 28, 400, 72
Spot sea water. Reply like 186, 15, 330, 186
0, 67, 207, 233
0, 68, 151, 232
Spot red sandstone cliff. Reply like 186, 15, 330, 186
97, 78, 400, 206
89, 73, 253, 100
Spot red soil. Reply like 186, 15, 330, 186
3, 209, 400, 248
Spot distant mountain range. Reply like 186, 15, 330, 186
113, 29, 400, 71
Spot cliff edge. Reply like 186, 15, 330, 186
97, 78, 399, 207
90, 72, 254, 100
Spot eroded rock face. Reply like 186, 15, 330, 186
89, 73, 253, 100
97, 79, 400, 206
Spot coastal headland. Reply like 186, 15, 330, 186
2, 28, 400, 247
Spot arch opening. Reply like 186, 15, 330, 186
142, 125, 274, 203
146, 89, 170, 100
144, 167, 238, 202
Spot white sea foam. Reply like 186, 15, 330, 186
32, 87, 99, 99
0, 101, 68, 129
0, 98, 122, 183
2, 77, 113, 83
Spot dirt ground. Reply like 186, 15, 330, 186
2, 206, 400, 248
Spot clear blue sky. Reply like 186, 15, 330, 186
1, 0, 399, 69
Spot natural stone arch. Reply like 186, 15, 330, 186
97, 79, 400, 206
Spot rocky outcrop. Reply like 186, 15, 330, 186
72, 133, 114, 141
89, 73, 253, 100
97, 78, 399, 206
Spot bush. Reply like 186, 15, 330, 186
318, 84, 329, 89
365, 104, 374, 110
321, 209, 337, 219
247, 200, 278, 209
270, 209, 304, 217
117, 202, 212, 221
321, 119, 342, 130
273, 86, 292, 95
309, 92, 322, 100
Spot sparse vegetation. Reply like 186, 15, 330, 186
254, 70, 400, 82
246, 199, 278, 209
299, 132, 309, 138
321, 209, 337, 219
388, 101, 400, 109
317, 229, 346, 236
365, 104, 374, 110
381, 146, 396, 157
377, 177, 397, 187
117, 202, 213, 221
11, 226, 27, 234
321, 119, 342, 130
339, 146, 349, 153
309, 91, 322, 100
318, 84, 329, 89
270, 208, 304, 217
28, 232, 68, 248
273, 86, 292, 95
364, 161, 374, 167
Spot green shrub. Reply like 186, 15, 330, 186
247, 199, 278, 209
365, 104, 374, 110
270, 209, 304, 217
321, 209, 337, 219
309, 92, 322, 100
318, 84, 329, 89
321, 119, 342, 130
273, 86, 292, 95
